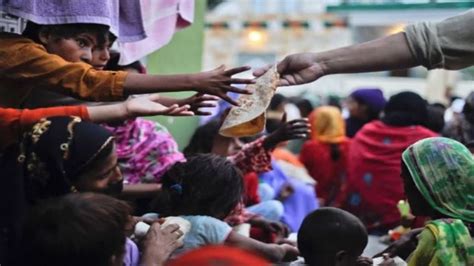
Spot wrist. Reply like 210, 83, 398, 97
119, 102, 132, 120
187, 73, 202, 92
313, 52, 329, 76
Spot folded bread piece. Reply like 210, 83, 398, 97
219, 66, 279, 137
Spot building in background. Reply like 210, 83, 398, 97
203, 0, 474, 101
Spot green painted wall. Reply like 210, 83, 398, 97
146, 0, 206, 150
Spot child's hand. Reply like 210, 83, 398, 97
182, 93, 219, 115
125, 94, 194, 118
193, 65, 254, 106
250, 217, 289, 238
279, 243, 300, 262
263, 113, 310, 150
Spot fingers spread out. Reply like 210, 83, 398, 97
219, 93, 239, 106
229, 78, 255, 84
224, 66, 251, 76
226, 85, 252, 94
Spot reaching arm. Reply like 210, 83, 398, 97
87, 94, 194, 123
225, 231, 298, 262
255, 33, 416, 87
123, 65, 253, 105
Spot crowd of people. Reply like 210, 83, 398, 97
0, 3, 473, 266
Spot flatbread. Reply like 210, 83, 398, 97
219, 66, 279, 137
161, 216, 192, 241
133, 216, 191, 241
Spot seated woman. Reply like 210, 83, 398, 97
344, 91, 437, 233
401, 137, 474, 265
300, 106, 350, 207
0, 116, 174, 264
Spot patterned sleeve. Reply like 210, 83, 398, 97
228, 137, 272, 175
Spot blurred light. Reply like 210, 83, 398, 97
387, 24, 406, 35
248, 29, 264, 43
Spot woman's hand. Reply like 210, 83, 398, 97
192, 65, 254, 106
140, 222, 184, 266
254, 53, 324, 86
373, 227, 422, 260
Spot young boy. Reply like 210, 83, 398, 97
298, 207, 369, 266
0, 22, 252, 108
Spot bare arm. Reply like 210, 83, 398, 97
224, 231, 298, 262
121, 183, 162, 199
87, 94, 194, 123
317, 32, 417, 75
124, 65, 254, 105
255, 32, 417, 86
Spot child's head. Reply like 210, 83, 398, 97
184, 120, 243, 157
22, 21, 113, 64
21, 192, 132, 266
19, 116, 123, 200
298, 207, 368, 266
152, 154, 243, 220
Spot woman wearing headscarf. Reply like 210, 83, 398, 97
0, 116, 123, 264
345, 88, 386, 137
402, 137, 474, 265
344, 91, 437, 233
300, 106, 350, 207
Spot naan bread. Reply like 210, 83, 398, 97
219, 66, 279, 137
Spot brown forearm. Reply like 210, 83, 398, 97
317, 32, 418, 75
121, 183, 162, 199
87, 104, 128, 123
123, 73, 198, 95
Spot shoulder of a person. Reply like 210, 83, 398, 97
0, 32, 41, 48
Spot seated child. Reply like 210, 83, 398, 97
151, 154, 299, 263
298, 207, 368, 266
20, 192, 183, 266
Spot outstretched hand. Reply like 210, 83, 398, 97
194, 65, 255, 106
126, 94, 195, 118
263, 113, 310, 150
182, 93, 219, 115
253, 53, 324, 86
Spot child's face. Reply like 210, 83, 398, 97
75, 145, 123, 195
91, 37, 114, 70
41, 32, 98, 64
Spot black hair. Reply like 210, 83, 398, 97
270, 94, 287, 110
381, 91, 428, 127
184, 120, 220, 155
351, 97, 380, 121
425, 104, 446, 133
20, 193, 131, 266
289, 97, 314, 118
298, 207, 368, 266
104, 50, 145, 73
22, 21, 113, 47
329, 144, 341, 161
151, 154, 243, 219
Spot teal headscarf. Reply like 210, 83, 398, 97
402, 137, 474, 222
